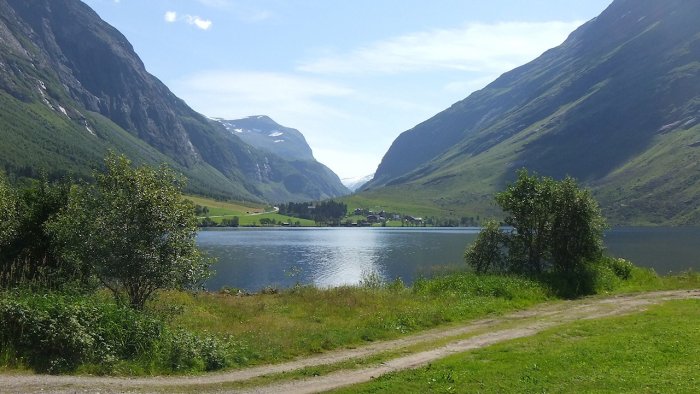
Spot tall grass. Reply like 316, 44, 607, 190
1, 266, 696, 376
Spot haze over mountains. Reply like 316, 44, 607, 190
0, 0, 347, 203
361, 0, 700, 225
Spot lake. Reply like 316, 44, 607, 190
198, 227, 700, 292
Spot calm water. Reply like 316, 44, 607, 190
198, 227, 700, 291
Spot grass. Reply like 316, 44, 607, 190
2, 267, 699, 378
335, 299, 700, 393
186, 195, 316, 226
155, 274, 551, 369
185, 195, 264, 216
614, 266, 700, 293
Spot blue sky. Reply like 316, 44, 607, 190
82, 0, 612, 180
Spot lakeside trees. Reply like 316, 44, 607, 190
465, 170, 607, 295
1, 153, 212, 309
279, 200, 347, 225
48, 153, 211, 309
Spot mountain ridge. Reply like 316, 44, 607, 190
0, 0, 348, 203
212, 115, 349, 199
361, 0, 700, 224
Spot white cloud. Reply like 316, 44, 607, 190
172, 71, 366, 176
164, 11, 177, 23
172, 71, 355, 128
185, 15, 213, 30
164, 11, 212, 30
298, 21, 582, 75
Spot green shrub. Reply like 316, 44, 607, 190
602, 257, 634, 280
544, 259, 622, 299
0, 292, 232, 374
0, 292, 162, 373
162, 330, 229, 372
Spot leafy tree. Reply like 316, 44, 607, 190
496, 171, 555, 274
464, 220, 507, 273
220, 216, 239, 227
0, 176, 82, 289
0, 172, 18, 247
549, 177, 605, 273
467, 170, 605, 280
48, 153, 212, 309
0, 175, 82, 289
279, 200, 347, 225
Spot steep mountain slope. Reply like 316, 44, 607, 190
213, 116, 349, 199
362, 0, 700, 224
0, 0, 346, 202
215, 116, 315, 161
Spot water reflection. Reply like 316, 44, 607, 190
197, 227, 700, 292
198, 228, 478, 291
304, 228, 383, 287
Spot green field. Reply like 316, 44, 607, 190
185, 195, 315, 226
337, 298, 700, 393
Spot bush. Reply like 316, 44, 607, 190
0, 292, 233, 374
162, 330, 229, 372
48, 153, 213, 309
411, 272, 550, 301
603, 257, 634, 280
464, 220, 507, 273
543, 259, 621, 299
0, 292, 162, 373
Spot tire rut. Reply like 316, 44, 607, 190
2, 290, 698, 394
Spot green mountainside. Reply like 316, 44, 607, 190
0, 0, 347, 202
361, 0, 700, 225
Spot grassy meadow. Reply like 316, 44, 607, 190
186, 195, 316, 226
335, 298, 700, 393
1, 265, 699, 378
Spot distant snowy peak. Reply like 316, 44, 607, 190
342, 174, 374, 192
212, 115, 314, 161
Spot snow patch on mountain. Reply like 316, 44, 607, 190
341, 174, 374, 192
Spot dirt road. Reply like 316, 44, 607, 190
2, 289, 698, 394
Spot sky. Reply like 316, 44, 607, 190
82, 0, 613, 180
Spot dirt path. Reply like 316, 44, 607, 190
2, 290, 698, 394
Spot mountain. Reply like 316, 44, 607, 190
361, 0, 700, 225
341, 174, 374, 192
214, 116, 314, 161
0, 0, 347, 202
213, 115, 349, 199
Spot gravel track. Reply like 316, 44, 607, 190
2, 289, 698, 394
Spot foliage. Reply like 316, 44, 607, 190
47, 153, 212, 309
0, 172, 18, 247
467, 170, 606, 295
0, 291, 163, 374
547, 177, 606, 273
279, 200, 347, 225
464, 220, 507, 273
0, 176, 89, 290
0, 291, 232, 374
